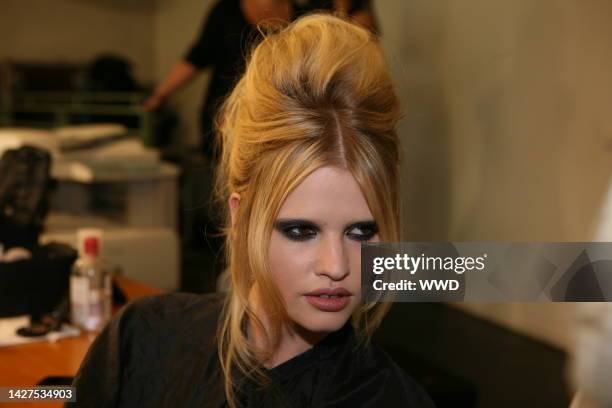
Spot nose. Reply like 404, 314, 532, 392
315, 235, 350, 281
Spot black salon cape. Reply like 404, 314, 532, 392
66, 293, 435, 408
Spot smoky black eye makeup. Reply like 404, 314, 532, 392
345, 221, 378, 241
273, 219, 378, 242
274, 220, 318, 242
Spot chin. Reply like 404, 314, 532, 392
289, 296, 359, 334
297, 313, 349, 334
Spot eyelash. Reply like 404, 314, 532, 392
276, 223, 378, 242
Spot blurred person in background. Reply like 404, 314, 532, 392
143, 0, 295, 265
143, 0, 295, 161
302, 0, 378, 33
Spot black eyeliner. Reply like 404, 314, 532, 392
345, 221, 378, 232
274, 219, 319, 230
345, 220, 378, 241
346, 220, 377, 229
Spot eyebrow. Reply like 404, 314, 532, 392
273, 218, 377, 229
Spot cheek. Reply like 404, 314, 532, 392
347, 236, 379, 295
268, 232, 313, 297
347, 242, 361, 276
346, 241, 363, 296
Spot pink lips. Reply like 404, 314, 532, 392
304, 288, 352, 312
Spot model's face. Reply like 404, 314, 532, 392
268, 166, 379, 334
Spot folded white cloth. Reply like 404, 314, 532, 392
0, 128, 59, 158
54, 123, 128, 150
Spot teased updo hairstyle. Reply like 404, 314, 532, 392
213, 13, 402, 408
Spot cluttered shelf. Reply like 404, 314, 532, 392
0, 124, 181, 292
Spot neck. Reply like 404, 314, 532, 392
247, 284, 327, 369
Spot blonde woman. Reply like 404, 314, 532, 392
68, 14, 436, 408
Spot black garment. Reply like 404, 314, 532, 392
67, 292, 436, 407
300, 0, 370, 15
184, 0, 258, 159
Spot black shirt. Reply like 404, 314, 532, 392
300, 0, 370, 15
183, 0, 259, 158
66, 292, 436, 407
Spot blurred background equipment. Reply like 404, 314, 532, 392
0, 55, 177, 147
0, 125, 180, 291
0, 145, 52, 249
0, 53, 181, 292
0, 145, 77, 320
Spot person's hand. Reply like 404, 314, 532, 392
141, 93, 164, 111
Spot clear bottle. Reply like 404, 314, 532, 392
69, 229, 112, 332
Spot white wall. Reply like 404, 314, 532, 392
376, 0, 612, 351
0, 0, 156, 83
154, 0, 216, 148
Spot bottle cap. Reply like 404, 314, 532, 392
83, 237, 99, 256
76, 228, 103, 257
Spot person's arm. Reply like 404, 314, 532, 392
142, 1, 224, 110
142, 60, 197, 110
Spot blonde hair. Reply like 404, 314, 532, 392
212, 13, 402, 408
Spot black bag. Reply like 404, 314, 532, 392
0, 145, 76, 318
0, 242, 77, 318
0, 145, 53, 249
